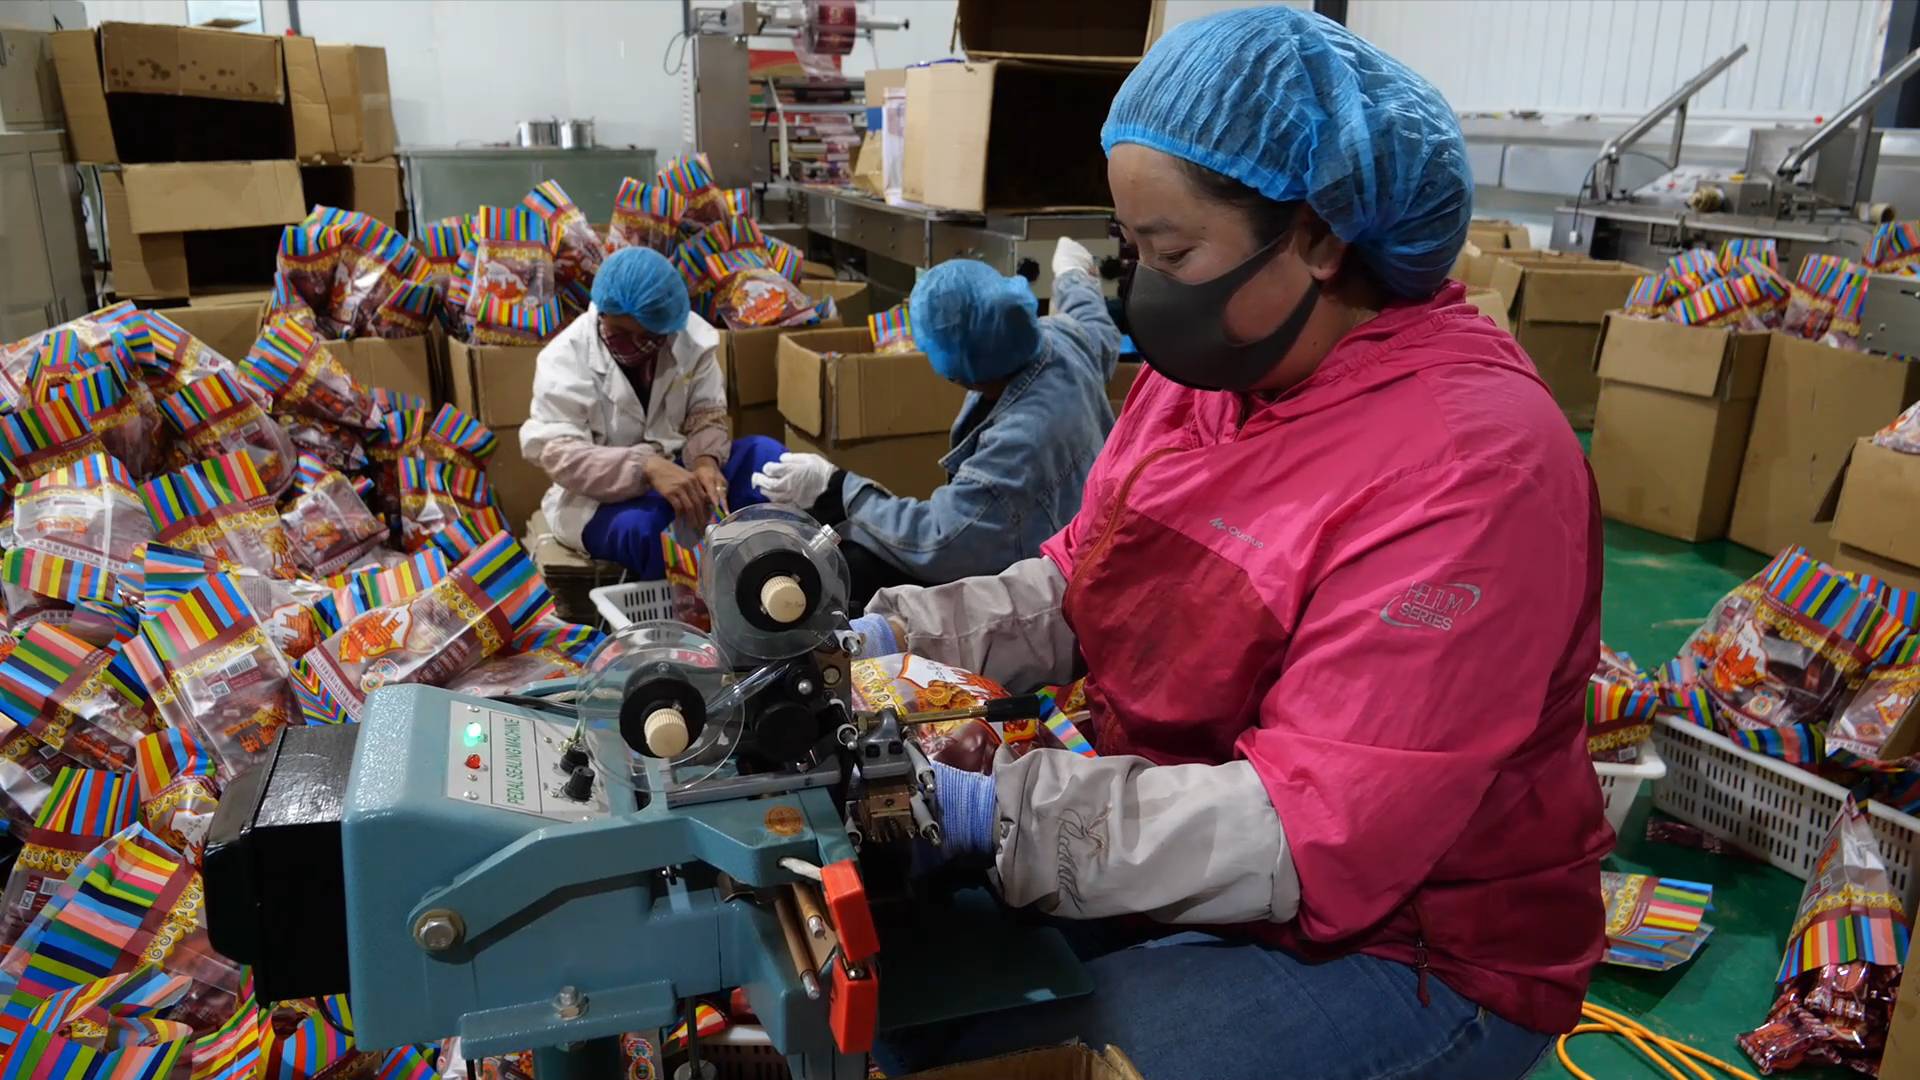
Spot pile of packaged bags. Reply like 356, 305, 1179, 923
0, 255, 613, 1078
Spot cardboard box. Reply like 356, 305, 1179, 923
1730, 335, 1920, 559
1589, 316, 1768, 541
1467, 219, 1531, 252
301, 162, 403, 228
1489, 253, 1644, 427
321, 335, 436, 406
1884, 933, 1920, 1079
899, 1044, 1144, 1080
153, 300, 265, 363
786, 425, 949, 501
1833, 543, 1920, 591
316, 44, 396, 160
802, 279, 872, 326
1464, 286, 1511, 332
904, 60, 1126, 212
955, 0, 1165, 64
721, 313, 847, 409
484, 425, 548, 538
51, 24, 293, 164
0, 28, 62, 129
1820, 438, 1920, 584
777, 327, 965, 441
281, 36, 335, 159
446, 338, 541, 428
731, 404, 784, 442
800, 259, 836, 281
100, 171, 287, 299
863, 68, 908, 106
120, 160, 306, 234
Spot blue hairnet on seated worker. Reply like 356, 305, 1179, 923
1101, 7, 1471, 298
591, 247, 690, 334
908, 259, 1042, 384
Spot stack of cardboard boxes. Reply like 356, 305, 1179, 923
777, 327, 965, 499
52, 23, 398, 302
1482, 252, 1644, 427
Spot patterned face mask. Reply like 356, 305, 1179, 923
599, 319, 668, 368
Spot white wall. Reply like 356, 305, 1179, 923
86, 0, 289, 33
1347, 0, 1891, 122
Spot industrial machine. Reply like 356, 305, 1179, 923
1556, 43, 1920, 270
203, 506, 1071, 1079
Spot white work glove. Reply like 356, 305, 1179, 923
1052, 236, 1097, 280
751, 452, 834, 507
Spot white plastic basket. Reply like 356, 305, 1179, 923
1595, 740, 1665, 836
1652, 715, 1920, 908
589, 580, 678, 630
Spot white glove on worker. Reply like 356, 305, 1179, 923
751, 452, 835, 507
1052, 236, 1097, 280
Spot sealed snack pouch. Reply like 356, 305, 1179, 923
852, 653, 1013, 773
283, 455, 388, 577
661, 524, 711, 631
1865, 220, 1920, 276
765, 236, 805, 282
135, 731, 217, 865
0, 767, 137, 950
1677, 546, 1906, 764
423, 402, 498, 470
275, 214, 349, 327
443, 623, 605, 697
141, 543, 327, 660
242, 317, 379, 429
157, 371, 296, 494
140, 450, 299, 580
1782, 254, 1869, 345
706, 251, 818, 329
67, 599, 139, 649
430, 515, 496, 562
1720, 236, 1780, 274
123, 573, 299, 776
658, 153, 728, 227
3, 453, 152, 602
307, 532, 548, 717
1824, 636, 1919, 813
1665, 257, 1790, 331
0, 397, 106, 489
1875, 400, 1920, 455
1739, 799, 1910, 1074
46, 350, 164, 479
868, 304, 917, 353
1586, 644, 1660, 763
607, 178, 684, 255
524, 179, 605, 295
0, 331, 41, 409
1598, 872, 1714, 971
1665, 247, 1722, 293
281, 414, 370, 473
465, 206, 561, 346
0, 624, 155, 770
0, 712, 78, 832
397, 457, 504, 552
143, 309, 271, 409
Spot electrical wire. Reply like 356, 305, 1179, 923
1567, 148, 1692, 244
1555, 1001, 1760, 1080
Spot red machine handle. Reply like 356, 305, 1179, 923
819, 860, 879, 964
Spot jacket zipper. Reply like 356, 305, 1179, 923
1411, 900, 1433, 1008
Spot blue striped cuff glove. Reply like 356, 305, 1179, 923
930, 760, 997, 859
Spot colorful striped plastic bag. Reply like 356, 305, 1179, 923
242, 318, 380, 431
607, 179, 684, 256
442, 623, 605, 698
133, 730, 219, 865
0, 398, 107, 490
140, 450, 300, 582
282, 456, 387, 579
2, 454, 151, 605
0, 768, 137, 951
524, 180, 604, 297
395, 458, 505, 554
156, 371, 297, 496
0, 623, 155, 771
1875, 400, 1920, 456
867, 304, 916, 354
306, 532, 551, 718
1585, 644, 1660, 764
0, 712, 78, 833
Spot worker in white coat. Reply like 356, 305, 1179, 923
521, 247, 785, 576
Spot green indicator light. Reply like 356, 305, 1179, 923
464, 721, 486, 745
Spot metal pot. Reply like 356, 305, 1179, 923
516, 119, 560, 147
560, 118, 596, 150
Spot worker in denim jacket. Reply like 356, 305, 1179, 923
753, 239, 1121, 605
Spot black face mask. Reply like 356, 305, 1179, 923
1124, 235, 1321, 392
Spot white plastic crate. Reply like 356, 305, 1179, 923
1595, 740, 1665, 836
589, 580, 678, 630
1653, 715, 1920, 908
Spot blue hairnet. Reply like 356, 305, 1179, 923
908, 260, 1041, 384
591, 247, 689, 334
1101, 7, 1470, 298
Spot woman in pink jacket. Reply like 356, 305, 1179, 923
854, 9, 1610, 1079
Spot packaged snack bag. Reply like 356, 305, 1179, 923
1599, 872, 1714, 971
133, 729, 219, 864
524, 179, 605, 294
1676, 546, 1907, 764
1824, 635, 1919, 808
765, 236, 805, 282
396, 457, 504, 553
429, 515, 494, 562
442, 624, 604, 697
243, 317, 379, 430
275, 216, 350, 324
1875, 400, 1920, 455
868, 304, 916, 353
1782, 254, 1870, 347
1864, 219, 1920, 275
141, 450, 299, 581
283, 455, 388, 577
3, 453, 151, 601
0, 398, 106, 488
0, 712, 77, 832
1665, 247, 1722, 293
706, 252, 819, 330
465, 206, 561, 346
661, 524, 711, 631
852, 653, 1013, 773
1739, 799, 1910, 1074
156, 371, 296, 495
658, 153, 728, 227
307, 533, 549, 718
0, 624, 155, 771
1720, 236, 1780, 273
141, 544, 328, 661
48, 354, 165, 480
123, 573, 301, 775
143, 311, 269, 415
1586, 644, 1660, 763
315, 547, 449, 636
608, 179, 685, 255
281, 415, 370, 473
1665, 258, 1790, 331
0, 768, 137, 950
66, 599, 140, 649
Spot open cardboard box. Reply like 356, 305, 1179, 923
152, 300, 265, 364
1487, 252, 1644, 427
777, 326, 964, 442
722, 311, 847, 410
322, 335, 437, 408
900, 1045, 1144, 1080
99, 162, 305, 299
51, 23, 294, 165
1468, 218, 1532, 252
1589, 315, 1768, 541
1731, 335, 1920, 560
1816, 437, 1920, 589
300, 161, 403, 228
955, 0, 1165, 64
315, 43, 396, 161
446, 338, 541, 428
904, 60, 1126, 213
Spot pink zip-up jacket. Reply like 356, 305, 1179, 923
873, 282, 1610, 1033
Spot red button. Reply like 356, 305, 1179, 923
465, 754, 483, 770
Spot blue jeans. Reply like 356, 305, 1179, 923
877, 931, 1554, 1080
579, 436, 785, 578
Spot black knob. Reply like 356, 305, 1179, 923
559, 742, 590, 773
563, 766, 594, 801
1016, 257, 1040, 281
1099, 256, 1125, 280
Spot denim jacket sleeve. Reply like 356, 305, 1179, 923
840, 449, 1019, 582
1042, 269, 1121, 386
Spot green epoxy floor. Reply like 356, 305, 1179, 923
1530, 453, 1846, 1076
